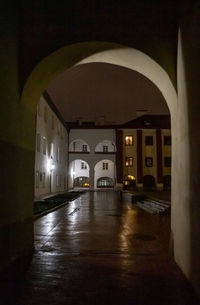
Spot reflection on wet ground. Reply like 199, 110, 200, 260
2, 191, 200, 305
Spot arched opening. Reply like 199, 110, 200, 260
68, 159, 90, 190
73, 176, 89, 188
95, 140, 116, 153
21, 41, 184, 285
143, 175, 156, 190
97, 177, 114, 188
69, 139, 90, 153
94, 159, 115, 189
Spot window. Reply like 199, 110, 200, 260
145, 157, 153, 167
50, 143, 54, 159
35, 171, 39, 188
145, 136, 153, 145
164, 136, 171, 146
36, 133, 40, 152
164, 157, 171, 167
42, 172, 46, 188
57, 147, 60, 162
125, 157, 133, 167
81, 162, 87, 169
103, 145, 108, 152
125, 136, 133, 145
82, 144, 87, 152
43, 137, 47, 155
102, 162, 108, 170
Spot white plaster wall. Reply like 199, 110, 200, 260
35, 96, 68, 197
69, 139, 90, 152
69, 129, 116, 152
95, 140, 116, 152
94, 160, 115, 189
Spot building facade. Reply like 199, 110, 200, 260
117, 115, 171, 191
68, 127, 116, 190
34, 95, 68, 198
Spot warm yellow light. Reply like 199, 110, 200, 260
127, 175, 135, 180
83, 183, 89, 187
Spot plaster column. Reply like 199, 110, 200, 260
116, 130, 123, 190
137, 130, 143, 190
89, 169, 95, 191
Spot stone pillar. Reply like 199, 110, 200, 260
137, 130, 143, 190
156, 129, 163, 191
89, 169, 94, 191
116, 130, 123, 190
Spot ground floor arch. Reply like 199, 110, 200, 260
94, 159, 116, 189
68, 159, 90, 189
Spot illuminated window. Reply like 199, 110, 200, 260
81, 162, 87, 169
125, 157, 133, 167
102, 162, 108, 170
145, 157, 153, 167
164, 157, 171, 167
145, 136, 153, 145
103, 145, 108, 152
164, 136, 171, 145
125, 136, 133, 145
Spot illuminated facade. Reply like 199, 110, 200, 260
116, 115, 171, 191
34, 95, 68, 197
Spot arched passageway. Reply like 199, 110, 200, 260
18, 38, 200, 294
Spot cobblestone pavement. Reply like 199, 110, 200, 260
2, 191, 200, 305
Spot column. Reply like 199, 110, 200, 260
137, 130, 143, 190
89, 169, 94, 191
156, 129, 163, 191
116, 130, 123, 190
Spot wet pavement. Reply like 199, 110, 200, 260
2, 191, 200, 305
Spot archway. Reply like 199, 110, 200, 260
68, 159, 90, 190
21, 41, 184, 284
69, 139, 90, 152
94, 159, 115, 189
